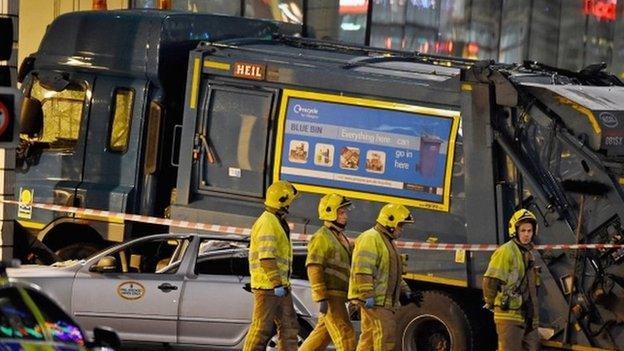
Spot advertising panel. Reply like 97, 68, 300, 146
274, 89, 460, 212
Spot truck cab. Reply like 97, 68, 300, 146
16, 10, 295, 260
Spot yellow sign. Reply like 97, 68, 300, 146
273, 89, 460, 212
18, 188, 33, 219
454, 249, 466, 263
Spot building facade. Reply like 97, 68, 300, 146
131, 0, 624, 77
14, 0, 624, 79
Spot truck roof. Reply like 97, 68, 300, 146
200, 37, 470, 107
34, 10, 293, 81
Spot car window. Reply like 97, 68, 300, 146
193, 240, 309, 279
0, 287, 86, 346
195, 239, 249, 276
93, 237, 191, 274
291, 252, 308, 280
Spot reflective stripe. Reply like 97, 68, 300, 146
325, 267, 349, 283
485, 267, 505, 277
307, 253, 324, 264
266, 270, 280, 277
494, 309, 525, 323
258, 235, 276, 242
352, 262, 374, 272
276, 257, 290, 266
327, 257, 350, 270
358, 251, 377, 260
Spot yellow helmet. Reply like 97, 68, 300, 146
318, 193, 352, 221
377, 203, 414, 229
265, 180, 299, 209
508, 209, 537, 238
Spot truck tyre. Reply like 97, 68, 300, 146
396, 290, 474, 351
55, 242, 103, 260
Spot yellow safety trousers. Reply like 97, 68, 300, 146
299, 297, 355, 351
356, 306, 396, 351
495, 320, 540, 351
243, 290, 299, 351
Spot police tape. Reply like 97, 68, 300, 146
6, 199, 624, 252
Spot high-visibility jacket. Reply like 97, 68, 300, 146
348, 226, 403, 309
249, 211, 293, 289
484, 240, 527, 323
306, 224, 352, 301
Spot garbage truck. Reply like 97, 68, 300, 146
14, 9, 624, 351
168, 37, 624, 350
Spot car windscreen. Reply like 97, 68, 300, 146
0, 286, 86, 346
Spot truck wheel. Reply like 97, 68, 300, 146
396, 291, 474, 351
55, 242, 102, 260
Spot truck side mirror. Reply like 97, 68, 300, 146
90, 256, 117, 273
92, 326, 121, 350
20, 97, 43, 137
17, 56, 35, 84
37, 71, 69, 92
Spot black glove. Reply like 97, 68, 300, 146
400, 291, 423, 307
319, 300, 328, 314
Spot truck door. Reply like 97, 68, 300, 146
16, 73, 93, 230
195, 83, 275, 198
76, 76, 147, 228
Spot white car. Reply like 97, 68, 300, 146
7, 233, 318, 350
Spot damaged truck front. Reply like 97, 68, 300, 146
463, 61, 624, 349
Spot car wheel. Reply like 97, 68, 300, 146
396, 291, 474, 351
55, 242, 103, 260
265, 321, 311, 351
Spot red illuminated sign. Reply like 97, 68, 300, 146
339, 0, 368, 15
583, 0, 617, 21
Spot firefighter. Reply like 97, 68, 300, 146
299, 193, 356, 351
349, 203, 422, 351
243, 180, 300, 351
483, 209, 540, 351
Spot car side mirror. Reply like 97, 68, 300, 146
20, 97, 43, 137
90, 256, 117, 273
92, 326, 121, 350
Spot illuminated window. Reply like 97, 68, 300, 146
245, 0, 303, 24
132, 0, 241, 15
109, 88, 134, 152
28, 79, 86, 151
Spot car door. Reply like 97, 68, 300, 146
71, 236, 191, 343
177, 239, 254, 346
76, 75, 148, 216
15, 72, 93, 229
